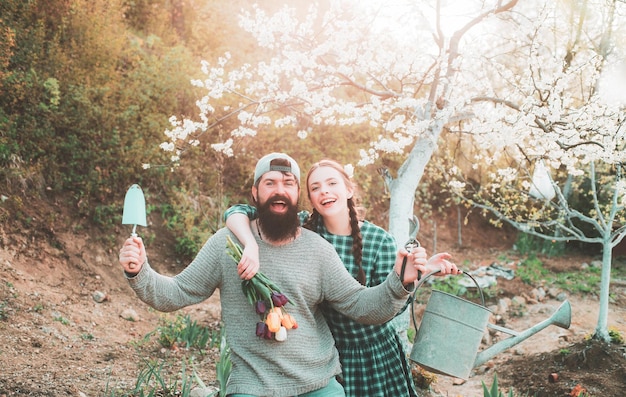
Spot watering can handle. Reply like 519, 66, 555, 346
413, 270, 485, 306
410, 270, 486, 333
399, 238, 421, 284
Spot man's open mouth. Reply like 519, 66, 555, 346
269, 197, 289, 212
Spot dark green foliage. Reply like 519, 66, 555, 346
0, 0, 207, 239
515, 233, 566, 257
175, 231, 203, 259
126, 358, 195, 397
515, 255, 549, 285
151, 314, 220, 350
0, 301, 8, 321
516, 254, 603, 294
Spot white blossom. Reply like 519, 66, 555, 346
448, 180, 466, 195
344, 164, 354, 178
160, 142, 175, 152
211, 139, 234, 157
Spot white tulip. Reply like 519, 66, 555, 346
275, 326, 287, 342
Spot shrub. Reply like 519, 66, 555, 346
151, 314, 220, 351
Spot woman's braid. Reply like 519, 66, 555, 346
348, 197, 366, 285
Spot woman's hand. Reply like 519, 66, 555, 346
237, 241, 260, 280
423, 252, 461, 276
396, 241, 461, 285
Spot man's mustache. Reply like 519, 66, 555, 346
267, 195, 290, 204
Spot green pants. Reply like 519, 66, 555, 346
228, 377, 345, 397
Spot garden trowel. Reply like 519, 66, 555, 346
122, 184, 147, 270
122, 184, 147, 236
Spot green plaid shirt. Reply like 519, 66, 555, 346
224, 205, 417, 396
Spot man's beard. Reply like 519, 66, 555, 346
257, 195, 299, 242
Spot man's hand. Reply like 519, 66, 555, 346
119, 236, 146, 275
394, 246, 428, 286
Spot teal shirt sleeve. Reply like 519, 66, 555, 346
223, 204, 257, 221
298, 210, 310, 225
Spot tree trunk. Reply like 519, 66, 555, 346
387, 121, 442, 244
594, 239, 612, 342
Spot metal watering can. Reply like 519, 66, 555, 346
409, 270, 571, 380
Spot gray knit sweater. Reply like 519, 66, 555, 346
127, 227, 411, 397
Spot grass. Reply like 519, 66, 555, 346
0, 301, 7, 321
515, 255, 549, 285
105, 358, 197, 397
512, 231, 626, 296
481, 373, 579, 397
105, 316, 229, 396
482, 374, 516, 397
53, 315, 70, 325
148, 314, 221, 351
514, 254, 607, 295
552, 267, 601, 293
609, 327, 624, 344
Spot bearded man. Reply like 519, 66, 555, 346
118, 153, 422, 397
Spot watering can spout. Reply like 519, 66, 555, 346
473, 300, 571, 368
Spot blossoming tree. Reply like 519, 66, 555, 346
160, 0, 625, 340
161, 0, 520, 243
448, 0, 626, 342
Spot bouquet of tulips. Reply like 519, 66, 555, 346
226, 236, 298, 341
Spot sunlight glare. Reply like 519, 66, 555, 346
354, 0, 480, 40
599, 60, 626, 106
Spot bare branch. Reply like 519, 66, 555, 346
448, 0, 519, 73
335, 72, 398, 99
471, 96, 520, 111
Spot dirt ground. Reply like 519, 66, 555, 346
0, 199, 625, 397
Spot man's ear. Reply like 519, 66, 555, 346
251, 186, 258, 204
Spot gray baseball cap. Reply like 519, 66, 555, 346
254, 153, 301, 185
